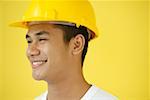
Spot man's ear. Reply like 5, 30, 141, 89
70, 34, 85, 55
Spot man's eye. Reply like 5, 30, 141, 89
39, 39, 47, 41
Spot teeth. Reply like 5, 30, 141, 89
32, 61, 46, 66
33, 62, 42, 65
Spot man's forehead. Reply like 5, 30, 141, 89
28, 22, 55, 29
26, 22, 65, 37
26, 21, 76, 34
27, 22, 55, 35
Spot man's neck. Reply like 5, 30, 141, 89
47, 71, 91, 100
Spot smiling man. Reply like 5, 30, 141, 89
11, 0, 117, 100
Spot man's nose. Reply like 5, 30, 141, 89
27, 43, 40, 57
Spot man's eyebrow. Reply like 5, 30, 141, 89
25, 31, 49, 39
35, 31, 49, 36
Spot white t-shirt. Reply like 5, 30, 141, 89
35, 85, 118, 100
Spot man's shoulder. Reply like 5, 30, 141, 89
34, 85, 118, 100
35, 91, 47, 100
81, 85, 118, 100
92, 86, 118, 100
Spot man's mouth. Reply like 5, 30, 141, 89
31, 59, 47, 69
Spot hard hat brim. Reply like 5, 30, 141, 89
10, 20, 98, 40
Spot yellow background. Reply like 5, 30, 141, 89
0, 0, 149, 100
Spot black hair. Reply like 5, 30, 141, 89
55, 24, 89, 66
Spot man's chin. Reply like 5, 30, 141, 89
33, 77, 43, 81
32, 72, 45, 81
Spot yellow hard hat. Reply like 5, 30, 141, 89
10, 0, 99, 40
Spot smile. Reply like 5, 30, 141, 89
32, 60, 47, 68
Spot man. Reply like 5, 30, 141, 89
10, 0, 118, 100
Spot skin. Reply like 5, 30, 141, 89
26, 22, 91, 100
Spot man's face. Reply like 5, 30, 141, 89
26, 23, 71, 82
